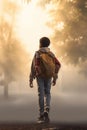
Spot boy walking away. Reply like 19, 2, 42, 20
29, 37, 61, 123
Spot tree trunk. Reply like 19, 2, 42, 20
4, 84, 8, 98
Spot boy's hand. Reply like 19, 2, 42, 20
52, 74, 58, 86
52, 79, 56, 86
29, 79, 33, 88
30, 82, 33, 88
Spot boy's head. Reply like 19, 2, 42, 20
39, 37, 50, 48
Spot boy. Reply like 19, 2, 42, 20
29, 37, 61, 123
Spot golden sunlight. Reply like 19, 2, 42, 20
57, 22, 64, 31
16, 0, 53, 56
0, 0, 3, 15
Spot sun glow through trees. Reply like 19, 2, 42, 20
16, 0, 53, 55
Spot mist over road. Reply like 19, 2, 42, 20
0, 93, 87, 124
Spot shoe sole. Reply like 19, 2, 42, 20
37, 120, 45, 124
44, 112, 50, 123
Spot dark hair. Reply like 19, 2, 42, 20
39, 37, 50, 47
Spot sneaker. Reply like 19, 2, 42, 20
44, 112, 50, 123
45, 107, 49, 112
37, 115, 45, 124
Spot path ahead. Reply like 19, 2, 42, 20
0, 123, 87, 130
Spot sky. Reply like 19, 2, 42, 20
16, 0, 53, 54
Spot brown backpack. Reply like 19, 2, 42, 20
38, 51, 55, 78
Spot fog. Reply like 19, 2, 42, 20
0, 93, 87, 124
0, 0, 87, 123
0, 65, 87, 123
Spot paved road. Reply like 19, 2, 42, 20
0, 123, 87, 130
0, 93, 87, 124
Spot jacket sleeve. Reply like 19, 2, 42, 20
29, 51, 41, 81
34, 51, 41, 76
29, 55, 36, 81
54, 57, 61, 74
35, 51, 40, 66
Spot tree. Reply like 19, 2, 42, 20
43, 0, 87, 76
0, 0, 29, 97
21, 0, 31, 4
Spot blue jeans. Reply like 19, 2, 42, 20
36, 77, 52, 115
